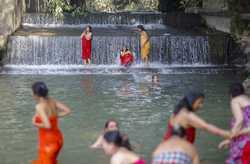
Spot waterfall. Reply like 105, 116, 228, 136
5, 34, 229, 65
1, 11, 233, 74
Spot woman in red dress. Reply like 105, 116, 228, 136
163, 92, 230, 143
81, 25, 92, 64
31, 82, 71, 164
120, 47, 134, 67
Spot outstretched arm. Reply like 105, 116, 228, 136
55, 100, 71, 117
188, 113, 230, 138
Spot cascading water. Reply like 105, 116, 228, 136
2, 12, 233, 74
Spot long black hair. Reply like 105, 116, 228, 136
229, 83, 245, 98
32, 81, 49, 98
174, 92, 205, 114
103, 130, 132, 150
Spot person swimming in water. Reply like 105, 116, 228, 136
102, 130, 146, 164
31, 81, 71, 164
120, 47, 134, 67
90, 119, 130, 150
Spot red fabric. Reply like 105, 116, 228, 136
81, 35, 92, 60
163, 121, 196, 144
120, 53, 134, 66
242, 141, 250, 164
32, 116, 63, 164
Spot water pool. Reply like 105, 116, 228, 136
0, 73, 242, 164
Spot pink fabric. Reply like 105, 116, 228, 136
134, 159, 146, 164
227, 106, 250, 164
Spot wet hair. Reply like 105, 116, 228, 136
229, 83, 245, 98
104, 119, 119, 129
85, 25, 92, 32
137, 25, 145, 31
172, 124, 186, 138
103, 130, 132, 150
174, 91, 205, 114
32, 81, 49, 98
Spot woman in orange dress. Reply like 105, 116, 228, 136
81, 25, 92, 64
31, 81, 71, 164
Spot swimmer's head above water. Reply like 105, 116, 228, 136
152, 74, 160, 83
104, 119, 119, 132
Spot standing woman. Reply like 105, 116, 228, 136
137, 25, 150, 64
164, 92, 230, 143
219, 83, 250, 164
81, 25, 92, 64
31, 82, 71, 164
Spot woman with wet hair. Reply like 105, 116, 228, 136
163, 91, 230, 143
102, 130, 146, 164
152, 125, 200, 164
137, 25, 150, 64
91, 119, 119, 149
219, 83, 250, 163
90, 119, 131, 150
81, 25, 92, 64
31, 81, 71, 164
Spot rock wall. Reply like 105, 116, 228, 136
0, 0, 26, 61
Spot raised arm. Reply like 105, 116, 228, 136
32, 105, 51, 129
187, 112, 230, 138
231, 100, 243, 136
55, 100, 71, 117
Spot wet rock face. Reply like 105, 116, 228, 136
0, 0, 25, 60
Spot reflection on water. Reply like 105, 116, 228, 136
0, 73, 242, 163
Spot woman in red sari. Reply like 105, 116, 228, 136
81, 25, 92, 64
120, 47, 134, 67
31, 82, 71, 164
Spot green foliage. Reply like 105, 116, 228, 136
47, 0, 86, 18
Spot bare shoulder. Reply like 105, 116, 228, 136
111, 153, 123, 164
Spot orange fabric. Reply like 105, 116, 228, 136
32, 116, 63, 164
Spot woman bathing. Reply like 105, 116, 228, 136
163, 91, 230, 143
120, 47, 134, 67
137, 25, 150, 64
152, 125, 200, 164
31, 82, 71, 164
81, 25, 92, 64
219, 83, 250, 164
102, 130, 146, 164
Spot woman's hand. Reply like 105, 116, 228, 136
218, 139, 231, 149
